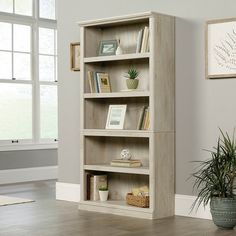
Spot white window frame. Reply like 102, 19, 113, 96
0, 0, 57, 151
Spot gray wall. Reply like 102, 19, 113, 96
58, 0, 236, 195
0, 150, 57, 170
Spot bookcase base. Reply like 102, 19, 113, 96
78, 201, 155, 219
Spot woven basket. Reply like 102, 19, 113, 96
126, 193, 149, 208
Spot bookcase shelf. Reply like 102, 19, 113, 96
84, 91, 150, 99
84, 53, 150, 63
79, 12, 175, 219
84, 164, 149, 175
83, 129, 151, 138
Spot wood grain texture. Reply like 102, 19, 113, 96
151, 14, 175, 132
1, 181, 236, 235
80, 12, 175, 219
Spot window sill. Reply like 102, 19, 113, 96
0, 143, 58, 152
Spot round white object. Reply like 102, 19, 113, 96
120, 149, 132, 160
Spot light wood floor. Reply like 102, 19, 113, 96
0, 180, 235, 236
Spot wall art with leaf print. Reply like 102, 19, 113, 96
206, 18, 236, 79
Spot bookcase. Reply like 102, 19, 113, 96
78, 12, 175, 219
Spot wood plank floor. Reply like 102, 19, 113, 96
0, 180, 235, 236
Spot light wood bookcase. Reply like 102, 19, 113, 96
78, 12, 175, 219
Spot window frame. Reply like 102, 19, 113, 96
0, 0, 57, 150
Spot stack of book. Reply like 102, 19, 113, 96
137, 106, 150, 130
86, 174, 107, 201
110, 159, 142, 167
87, 71, 111, 93
136, 26, 150, 53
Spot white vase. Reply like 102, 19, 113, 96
99, 190, 109, 201
116, 41, 123, 55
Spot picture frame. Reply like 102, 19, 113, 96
106, 105, 127, 129
206, 18, 236, 79
98, 40, 118, 56
96, 72, 111, 93
70, 42, 80, 71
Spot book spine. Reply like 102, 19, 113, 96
90, 176, 94, 200
141, 107, 148, 130
94, 72, 99, 93
87, 71, 93, 93
145, 28, 150, 52
141, 27, 148, 53
136, 29, 143, 53
143, 107, 150, 130
137, 106, 145, 130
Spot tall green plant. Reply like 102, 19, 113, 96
191, 129, 236, 211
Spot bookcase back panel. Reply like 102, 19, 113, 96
84, 97, 149, 130
84, 21, 149, 57
85, 136, 149, 167
108, 173, 149, 201
84, 59, 149, 93
85, 171, 149, 201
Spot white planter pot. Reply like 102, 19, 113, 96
99, 190, 109, 201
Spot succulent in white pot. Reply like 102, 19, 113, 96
99, 186, 109, 202
124, 66, 139, 89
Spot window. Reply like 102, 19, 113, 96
0, 0, 57, 148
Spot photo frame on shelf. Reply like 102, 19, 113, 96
206, 18, 236, 79
97, 72, 111, 93
98, 40, 118, 56
70, 42, 80, 71
106, 105, 127, 129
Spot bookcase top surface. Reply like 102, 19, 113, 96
78, 11, 157, 27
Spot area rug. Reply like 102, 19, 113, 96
0, 195, 34, 206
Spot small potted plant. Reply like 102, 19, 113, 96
99, 186, 109, 202
191, 129, 236, 229
124, 66, 139, 89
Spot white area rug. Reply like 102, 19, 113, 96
0, 195, 34, 206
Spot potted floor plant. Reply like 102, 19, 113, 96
192, 129, 236, 229
124, 66, 139, 89
99, 186, 109, 202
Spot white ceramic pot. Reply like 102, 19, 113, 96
99, 190, 109, 201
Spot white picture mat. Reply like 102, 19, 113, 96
208, 20, 236, 77
105, 105, 127, 129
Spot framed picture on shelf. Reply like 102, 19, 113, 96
97, 72, 111, 93
206, 18, 236, 79
98, 40, 118, 56
106, 105, 127, 129
70, 42, 80, 71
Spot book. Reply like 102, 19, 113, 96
89, 174, 107, 201
86, 173, 92, 200
110, 159, 142, 167
87, 71, 95, 93
136, 29, 144, 53
141, 26, 149, 53
137, 106, 146, 130
143, 107, 150, 130
145, 28, 150, 52
93, 72, 99, 93
96, 72, 111, 93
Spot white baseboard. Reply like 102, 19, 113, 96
0, 166, 58, 185
55, 183, 212, 220
175, 194, 212, 220
56, 182, 80, 202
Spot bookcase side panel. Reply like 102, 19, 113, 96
152, 15, 175, 132
153, 132, 175, 218
80, 26, 86, 201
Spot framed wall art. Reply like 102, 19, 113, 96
206, 18, 236, 79
70, 42, 80, 71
